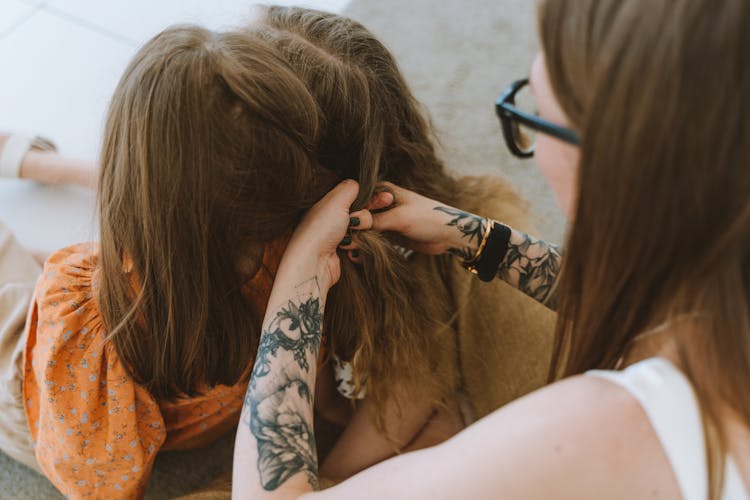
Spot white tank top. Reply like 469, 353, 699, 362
587, 358, 748, 500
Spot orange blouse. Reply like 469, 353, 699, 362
23, 240, 287, 499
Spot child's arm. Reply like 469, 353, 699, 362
0, 134, 96, 188
20, 150, 96, 188
318, 389, 462, 482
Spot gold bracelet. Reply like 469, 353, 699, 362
463, 218, 494, 267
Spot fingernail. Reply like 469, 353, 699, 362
351, 250, 360, 258
340, 236, 352, 246
349, 217, 360, 227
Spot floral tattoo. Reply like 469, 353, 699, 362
434, 206, 488, 260
243, 279, 323, 491
498, 232, 561, 310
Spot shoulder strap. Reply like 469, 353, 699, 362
725, 458, 749, 500
588, 358, 707, 500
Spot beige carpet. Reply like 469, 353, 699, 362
0, 0, 563, 498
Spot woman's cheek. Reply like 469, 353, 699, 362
535, 136, 579, 219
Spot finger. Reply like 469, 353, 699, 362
370, 206, 404, 233
339, 227, 358, 250
324, 179, 360, 209
346, 249, 362, 264
348, 209, 373, 230
339, 241, 358, 251
366, 191, 395, 211
369, 181, 405, 211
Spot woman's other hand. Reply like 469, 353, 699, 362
352, 182, 489, 260
280, 180, 373, 293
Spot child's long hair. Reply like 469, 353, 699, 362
99, 27, 328, 398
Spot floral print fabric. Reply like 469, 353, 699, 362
23, 241, 285, 499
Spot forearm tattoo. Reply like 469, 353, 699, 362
243, 278, 323, 491
498, 231, 562, 310
434, 206, 488, 260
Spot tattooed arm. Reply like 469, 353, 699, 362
497, 229, 561, 310
233, 180, 370, 499
234, 276, 324, 498
435, 206, 561, 310
367, 183, 562, 311
433, 206, 488, 260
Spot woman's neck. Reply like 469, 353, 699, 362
620, 314, 709, 369
621, 327, 680, 368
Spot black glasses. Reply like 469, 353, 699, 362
495, 78, 580, 158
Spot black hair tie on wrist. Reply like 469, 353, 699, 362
472, 222, 512, 282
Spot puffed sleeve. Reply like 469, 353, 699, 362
23, 244, 166, 499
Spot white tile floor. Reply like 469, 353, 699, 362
0, 0, 350, 254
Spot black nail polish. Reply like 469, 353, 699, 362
340, 236, 352, 246
349, 217, 361, 227
351, 250, 360, 258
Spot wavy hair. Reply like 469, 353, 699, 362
252, 5, 464, 431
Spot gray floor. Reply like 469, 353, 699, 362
0, 0, 564, 498
346, 0, 565, 241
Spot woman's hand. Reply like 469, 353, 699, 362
279, 180, 372, 293
347, 182, 489, 260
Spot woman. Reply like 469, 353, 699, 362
232, 0, 750, 498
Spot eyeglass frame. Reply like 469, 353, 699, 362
495, 78, 580, 159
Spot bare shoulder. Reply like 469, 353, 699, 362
310, 375, 679, 500
436, 375, 675, 499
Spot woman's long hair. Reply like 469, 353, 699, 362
540, 0, 750, 496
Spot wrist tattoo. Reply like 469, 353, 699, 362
498, 231, 561, 310
243, 278, 323, 491
434, 206, 487, 260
